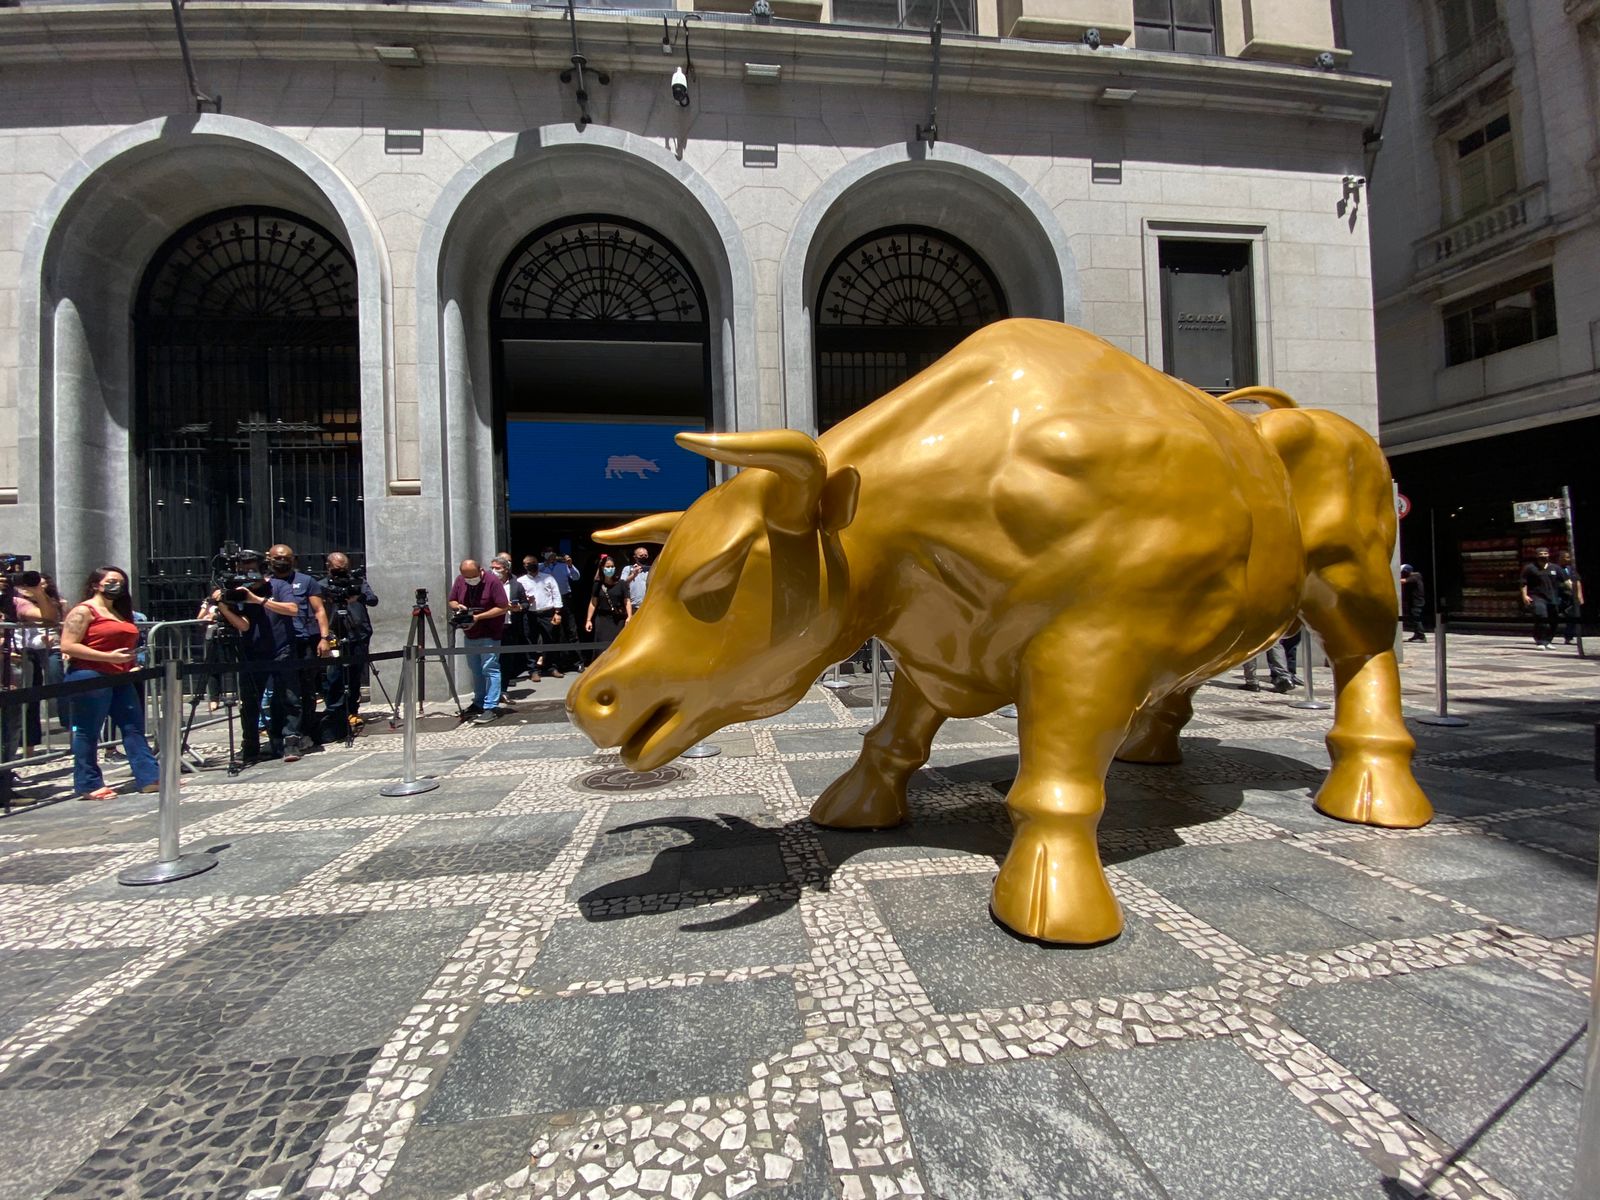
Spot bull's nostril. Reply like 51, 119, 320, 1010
596, 689, 616, 708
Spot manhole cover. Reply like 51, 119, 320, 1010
576, 765, 686, 793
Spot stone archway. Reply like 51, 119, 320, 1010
13, 114, 390, 616
417, 126, 757, 567
779, 142, 1079, 435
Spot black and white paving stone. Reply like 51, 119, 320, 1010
0, 634, 1593, 1199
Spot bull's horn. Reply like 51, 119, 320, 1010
676, 430, 826, 533
1218, 386, 1297, 410
594, 511, 683, 545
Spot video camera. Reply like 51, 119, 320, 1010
448, 606, 483, 631
322, 563, 367, 605
211, 541, 270, 608
0, 553, 42, 590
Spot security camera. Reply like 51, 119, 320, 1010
1083, 27, 1101, 50
671, 65, 690, 107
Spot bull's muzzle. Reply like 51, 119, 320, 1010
567, 667, 683, 771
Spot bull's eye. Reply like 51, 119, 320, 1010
596, 689, 617, 708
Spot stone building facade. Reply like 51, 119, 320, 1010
1347, 0, 1600, 625
0, 1, 1381, 640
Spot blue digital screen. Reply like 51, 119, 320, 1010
506, 421, 709, 513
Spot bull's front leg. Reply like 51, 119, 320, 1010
810, 669, 945, 830
991, 626, 1145, 944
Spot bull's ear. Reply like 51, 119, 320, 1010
593, 511, 683, 545
676, 430, 825, 535
818, 467, 860, 533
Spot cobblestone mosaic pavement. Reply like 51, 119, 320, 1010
0, 635, 1594, 1199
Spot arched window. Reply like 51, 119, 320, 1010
135, 208, 363, 618
491, 217, 713, 552
814, 226, 1006, 432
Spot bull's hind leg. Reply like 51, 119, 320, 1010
1303, 586, 1432, 828
991, 627, 1145, 944
810, 670, 944, 830
1115, 686, 1197, 765
1264, 406, 1432, 829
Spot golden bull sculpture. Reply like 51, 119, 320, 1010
568, 319, 1431, 945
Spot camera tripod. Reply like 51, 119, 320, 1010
179, 619, 243, 775
324, 600, 395, 747
385, 589, 465, 726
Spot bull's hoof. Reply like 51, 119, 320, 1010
991, 823, 1122, 945
1113, 725, 1183, 765
1314, 754, 1433, 828
809, 767, 909, 830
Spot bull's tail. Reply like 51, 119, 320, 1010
1218, 385, 1297, 411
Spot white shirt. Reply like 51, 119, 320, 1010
522, 572, 562, 611
626, 563, 650, 607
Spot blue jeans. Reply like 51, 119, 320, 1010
463, 637, 502, 710
65, 668, 159, 794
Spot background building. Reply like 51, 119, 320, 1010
0, 1, 1380, 642
1347, 0, 1599, 629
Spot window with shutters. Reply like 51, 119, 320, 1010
1455, 112, 1516, 217
1134, 0, 1219, 55
1442, 270, 1556, 366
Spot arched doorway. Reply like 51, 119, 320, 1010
813, 226, 1007, 432
491, 216, 713, 567
135, 208, 364, 619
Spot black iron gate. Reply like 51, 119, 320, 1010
814, 226, 1006, 432
135, 209, 364, 620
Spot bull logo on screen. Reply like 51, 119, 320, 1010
605, 455, 661, 480
568, 319, 1434, 946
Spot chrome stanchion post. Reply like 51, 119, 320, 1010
821, 659, 852, 691
678, 740, 721, 759
1417, 609, 1468, 728
1291, 629, 1331, 711
382, 642, 440, 796
119, 661, 219, 886
858, 638, 884, 736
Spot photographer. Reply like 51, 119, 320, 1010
214, 544, 329, 763
321, 552, 378, 739
448, 559, 508, 725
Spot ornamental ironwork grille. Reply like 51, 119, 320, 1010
814, 226, 1006, 431
495, 218, 706, 332
135, 208, 364, 621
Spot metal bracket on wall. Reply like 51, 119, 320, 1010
915, 19, 942, 145
169, 0, 221, 113
560, 0, 610, 128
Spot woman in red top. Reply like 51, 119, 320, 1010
59, 567, 159, 799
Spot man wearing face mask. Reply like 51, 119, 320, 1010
624, 547, 651, 613
215, 545, 329, 763
448, 558, 509, 723
537, 547, 583, 671
489, 556, 529, 686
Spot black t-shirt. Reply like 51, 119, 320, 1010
1522, 561, 1561, 604
1400, 570, 1425, 605
591, 580, 629, 617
